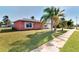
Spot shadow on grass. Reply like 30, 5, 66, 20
8, 31, 54, 52
53, 30, 67, 37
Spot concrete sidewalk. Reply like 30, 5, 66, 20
31, 29, 75, 52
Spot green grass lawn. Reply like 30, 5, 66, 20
60, 31, 79, 52
0, 28, 66, 52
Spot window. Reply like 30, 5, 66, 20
25, 22, 33, 28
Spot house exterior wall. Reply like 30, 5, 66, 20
14, 21, 43, 30
33, 22, 43, 29
14, 21, 24, 30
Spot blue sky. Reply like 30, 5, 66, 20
0, 6, 79, 24
0, 6, 45, 21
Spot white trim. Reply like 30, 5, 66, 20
24, 22, 33, 29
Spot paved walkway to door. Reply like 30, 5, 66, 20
31, 29, 75, 52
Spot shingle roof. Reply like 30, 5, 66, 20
14, 18, 40, 23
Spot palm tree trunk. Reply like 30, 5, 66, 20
51, 19, 53, 32
62, 25, 64, 31
54, 25, 57, 32
62, 27, 63, 31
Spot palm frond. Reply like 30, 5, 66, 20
40, 14, 49, 22
50, 6, 55, 11
44, 7, 51, 13
58, 13, 64, 17
61, 17, 65, 21
54, 8, 60, 15
58, 9, 65, 17
60, 9, 65, 13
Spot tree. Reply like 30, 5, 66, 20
67, 19, 74, 28
41, 6, 64, 32
52, 8, 64, 31
0, 21, 4, 27
41, 7, 55, 31
2, 15, 11, 27
61, 17, 65, 31
31, 16, 35, 20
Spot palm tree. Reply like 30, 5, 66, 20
67, 19, 74, 28
41, 6, 64, 32
41, 7, 55, 31
53, 8, 65, 31
61, 17, 65, 31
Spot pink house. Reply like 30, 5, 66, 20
14, 18, 43, 30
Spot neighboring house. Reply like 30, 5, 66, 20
43, 23, 51, 29
43, 20, 51, 29
13, 18, 43, 30
1, 24, 6, 27
0, 24, 12, 27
